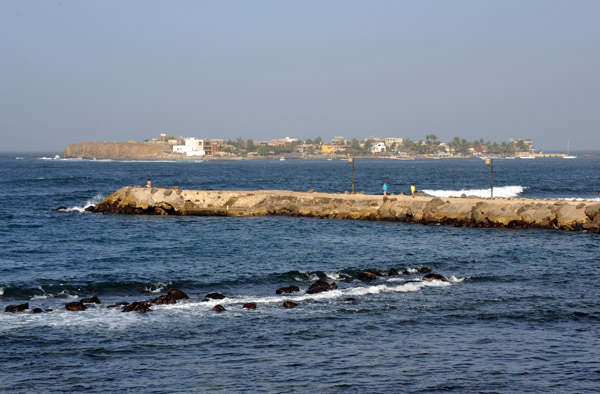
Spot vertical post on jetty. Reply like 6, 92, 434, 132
485, 158, 494, 199
348, 157, 355, 194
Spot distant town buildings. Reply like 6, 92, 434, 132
148, 133, 538, 159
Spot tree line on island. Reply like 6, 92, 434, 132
215, 134, 533, 157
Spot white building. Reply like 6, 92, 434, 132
173, 137, 206, 156
371, 142, 386, 153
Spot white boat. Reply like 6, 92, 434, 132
519, 156, 535, 159
279, 157, 285, 161
563, 140, 576, 159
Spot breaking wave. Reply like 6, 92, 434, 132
423, 185, 525, 198
58, 194, 104, 213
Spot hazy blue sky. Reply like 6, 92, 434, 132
1, 0, 599, 152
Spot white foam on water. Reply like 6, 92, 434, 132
0, 287, 4, 296
558, 197, 600, 201
325, 272, 341, 281
448, 275, 465, 283
144, 281, 172, 294
61, 194, 104, 213
423, 185, 525, 198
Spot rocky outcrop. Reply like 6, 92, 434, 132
63, 142, 172, 160
5, 303, 29, 313
87, 187, 600, 233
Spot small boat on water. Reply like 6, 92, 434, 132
279, 157, 285, 161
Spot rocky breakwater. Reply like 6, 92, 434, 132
63, 142, 171, 160
87, 186, 600, 233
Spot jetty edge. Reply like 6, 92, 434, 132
87, 186, 600, 233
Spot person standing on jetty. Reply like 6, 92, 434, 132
382, 182, 388, 197
411, 183, 416, 198
146, 179, 151, 188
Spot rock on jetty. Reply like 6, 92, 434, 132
87, 186, 600, 233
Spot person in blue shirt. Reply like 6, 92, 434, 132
382, 182, 388, 197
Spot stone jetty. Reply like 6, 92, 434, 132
87, 186, 600, 233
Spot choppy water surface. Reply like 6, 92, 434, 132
1, 153, 599, 393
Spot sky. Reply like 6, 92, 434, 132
1, 0, 599, 152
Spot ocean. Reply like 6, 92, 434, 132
1, 153, 599, 393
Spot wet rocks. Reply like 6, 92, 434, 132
358, 269, 382, 282
168, 288, 189, 300
276, 285, 300, 294
242, 303, 257, 309
306, 280, 338, 294
213, 304, 226, 312
204, 292, 225, 300
283, 301, 298, 308
422, 273, 448, 282
417, 267, 432, 273
5, 303, 29, 313
31, 308, 44, 314
65, 302, 87, 311
151, 294, 178, 305
388, 268, 399, 276
107, 302, 129, 309
81, 296, 101, 304
122, 301, 152, 313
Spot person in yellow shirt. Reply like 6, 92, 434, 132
411, 183, 415, 198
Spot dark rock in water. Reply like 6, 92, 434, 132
213, 304, 226, 312
31, 308, 43, 314
65, 302, 87, 311
283, 301, 298, 308
242, 303, 257, 309
402, 270, 410, 275
151, 294, 177, 305
276, 285, 300, 294
168, 288, 189, 300
418, 267, 432, 273
122, 301, 152, 313
422, 273, 448, 282
45, 309, 53, 312
205, 292, 226, 300
307, 280, 338, 294
388, 268, 399, 276
53, 206, 67, 211
344, 298, 357, 303
81, 296, 101, 304
5, 303, 29, 313
358, 270, 381, 282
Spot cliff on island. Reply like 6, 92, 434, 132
88, 186, 600, 233
63, 142, 172, 160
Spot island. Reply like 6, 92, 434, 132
87, 186, 600, 233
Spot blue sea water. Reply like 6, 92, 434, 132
1, 153, 599, 393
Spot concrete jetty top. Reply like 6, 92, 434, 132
88, 186, 600, 233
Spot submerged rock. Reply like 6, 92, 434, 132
151, 294, 178, 305
417, 267, 432, 273
31, 308, 44, 314
81, 296, 101, 304
122, 301, 152, 313
422, 273, 448, 282
107, 302, 129, 309
306, 280, 338, 294
358, 269, 382, 282
5, 303, 29, 313
213, 304, 226, 312
168, 288, 189, 300
283, 301, 298, 308
242, 303, 257, 309
205, 292, 226, 300
388, 268, 399, 276
65, 302, 87, 311
276, 285, 300, 294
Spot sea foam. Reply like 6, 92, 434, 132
62, 194, 104, 213
423, 185, 525, 198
